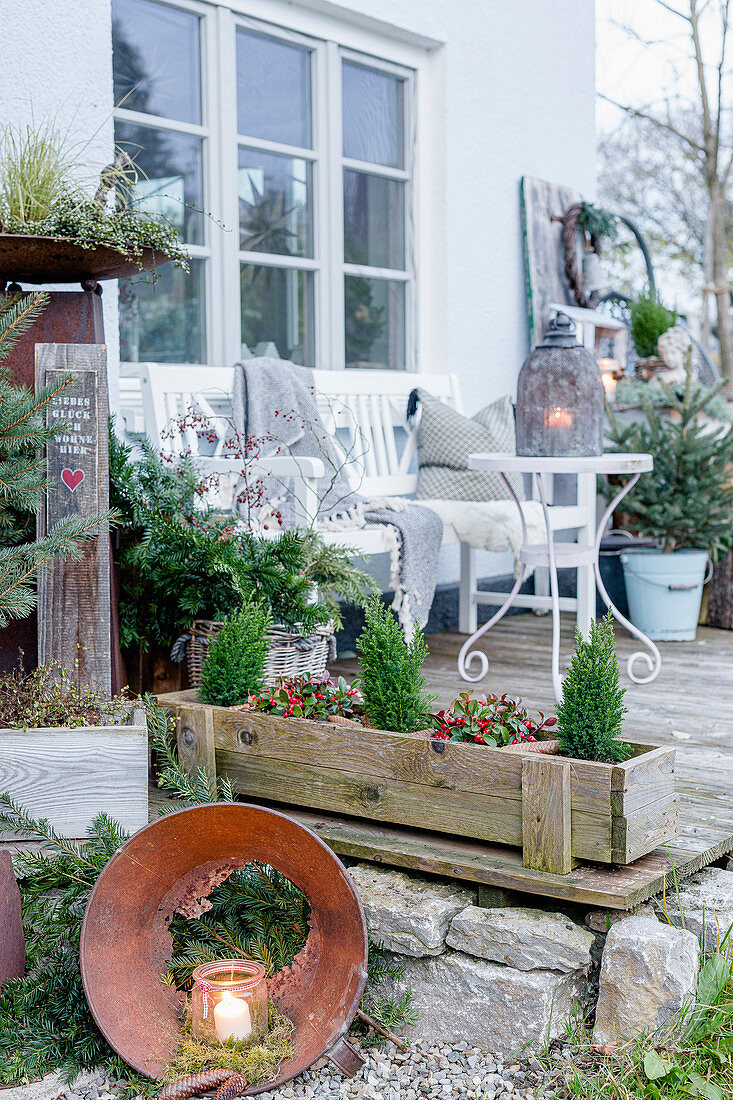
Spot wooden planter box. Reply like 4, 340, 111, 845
158, 690, 678, 875
0, 707, 149, 839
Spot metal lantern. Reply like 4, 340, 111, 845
191, 959, 269, 1045
516, 313, 604, 456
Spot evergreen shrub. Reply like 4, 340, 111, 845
199, 597, 272, 707
358, 596, 434, 733
556, 612, 629, 762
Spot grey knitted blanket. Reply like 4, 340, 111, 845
232, 359, 443, 633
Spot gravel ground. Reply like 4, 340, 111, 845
51, 1039, 565, 1100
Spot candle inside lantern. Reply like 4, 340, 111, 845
601, 372, 617, 401
214, 990, 252, 1042
546, 406, 573, 429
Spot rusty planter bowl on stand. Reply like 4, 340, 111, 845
0, 233, 168, 285
79, 804, 368, 1086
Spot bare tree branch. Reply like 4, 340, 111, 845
652, 0, 692, 20
598, 93, 705, 152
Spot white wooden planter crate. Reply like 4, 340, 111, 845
0, 707, 149, 838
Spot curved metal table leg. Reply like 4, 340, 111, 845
593, 472, 662, 685
458, 474, 529, 683
536, 473, 563, 703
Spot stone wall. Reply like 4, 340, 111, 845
348, 862, 710, 1056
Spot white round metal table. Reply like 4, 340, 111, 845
459, 452, 658, 702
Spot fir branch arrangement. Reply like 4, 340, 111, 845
358, 596, 435, 734
605, 364, 733, 560
199, 598, 272, 707
165, 863, 310, 989
0, 292, 111, 625
556, 613, 629, 763
110, 430, 374, 653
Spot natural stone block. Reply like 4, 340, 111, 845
585, 903, 657, 934
592, 916, 699, 1045
347, 864, 475, 956
0, 1071, 100, 1100
392, 951, 586, 1053
664, 868, 733, 953
447, 905, 594, 972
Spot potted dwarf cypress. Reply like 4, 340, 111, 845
606, 365, 733, 640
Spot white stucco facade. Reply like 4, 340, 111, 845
1, 0, 596, 589
0, 0, 119, 402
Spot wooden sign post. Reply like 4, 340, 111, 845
36, 343, 111, 693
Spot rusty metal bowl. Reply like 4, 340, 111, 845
79, 803, 368, 1087
0, 233, 168, 283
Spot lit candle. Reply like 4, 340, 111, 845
601, 372, 617, 401
214, 990, 252, 1042
546, 406, 573, 429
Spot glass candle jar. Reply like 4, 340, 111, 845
191, 959, 268, 1045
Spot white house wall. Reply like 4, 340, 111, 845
0, 0, 119, 407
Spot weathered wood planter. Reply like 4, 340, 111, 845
0, 707, 149, 838
158, 690, 678, 875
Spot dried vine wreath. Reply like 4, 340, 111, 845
561, 201, 600, 309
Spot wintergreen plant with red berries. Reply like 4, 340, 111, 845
428, 691, 557, 747
249, 673, 362, 721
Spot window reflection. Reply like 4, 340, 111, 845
112, 0, 201, 124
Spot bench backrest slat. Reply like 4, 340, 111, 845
122, 364, 463, 498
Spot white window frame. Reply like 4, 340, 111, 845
115, 0, 442, 372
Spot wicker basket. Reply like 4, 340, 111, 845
186, 618, 335, 690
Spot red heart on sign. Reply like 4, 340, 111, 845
61, 468, 85, 492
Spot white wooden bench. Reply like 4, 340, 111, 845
119, 363, 594, 634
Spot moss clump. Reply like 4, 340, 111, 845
164, 1002, 294, 1085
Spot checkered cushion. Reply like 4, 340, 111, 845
415, 390, 524, 502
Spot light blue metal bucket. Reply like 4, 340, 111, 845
620, 549, 709, 641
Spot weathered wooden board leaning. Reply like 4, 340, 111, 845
158, 690, 678, 875
0, 708, 148, 839
36, 342, 111, 694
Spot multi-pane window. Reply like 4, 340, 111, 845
342, 60, 409, 370
236, 28, 316, 366
112, 0, 414, 369
113, 0, 208, 362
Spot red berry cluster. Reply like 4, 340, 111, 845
428, 691, 557, 748
250, 673, 362, 721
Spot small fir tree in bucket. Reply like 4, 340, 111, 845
556, 612, 629, 762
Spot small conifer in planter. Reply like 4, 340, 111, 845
199, 597, 272, 707
556, 612, 629, 762
357, 597, 435, 734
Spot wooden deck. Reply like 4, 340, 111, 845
312, 614, 733, 909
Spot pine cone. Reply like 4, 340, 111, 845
212, 1073, 249, 1099
160, 1069, 237, 1099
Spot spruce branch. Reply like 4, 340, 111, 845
0, 291, 49, 361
